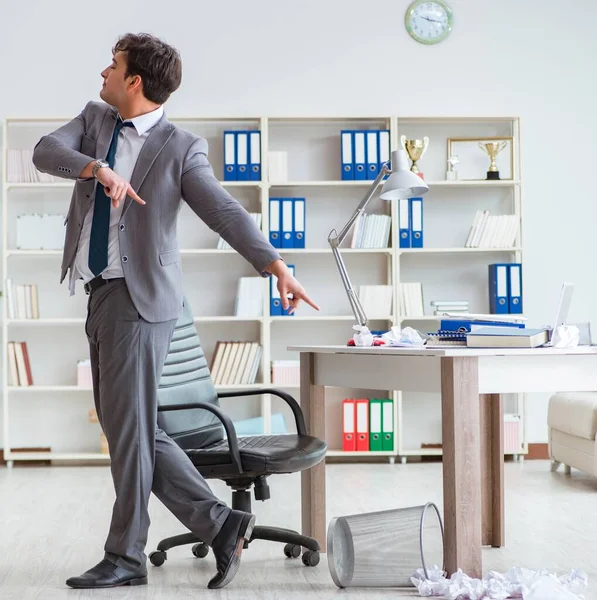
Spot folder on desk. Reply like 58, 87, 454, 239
369, 399, 383, 452
488, 263, 509, 314
224, 131, 236, 181
353, 131, 366, 181
382, 399, 394, 451
508, 263, 523, 314
410, 198, 423, 248
366, 131, 380, 180
341, 131, 354, 180
379, 130, 390, 178
236, 131, 249, 181
269, 198, 281, 248
356, 399, 369, 451
342, 399, 356, 451
281, 198, 294, 248
399, 198, 411, 248
249, 131, 261, 181
293, 198, 305, 248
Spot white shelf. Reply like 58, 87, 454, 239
5, 452, 110, 462
327, 450, 396, 457
399, 247, 522, 254
2, 114, 525, 464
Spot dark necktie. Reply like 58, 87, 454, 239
88, 120, 134, 276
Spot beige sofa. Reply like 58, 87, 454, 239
548, 392, 597, 475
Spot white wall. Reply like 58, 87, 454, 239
1, 0, 596, 444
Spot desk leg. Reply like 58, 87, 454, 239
300, 352, 327, 552
480, 394, 505, 547
441, 357, 482, 578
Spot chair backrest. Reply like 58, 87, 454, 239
157, 298, 224, 450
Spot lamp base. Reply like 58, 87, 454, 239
486, 171, 500, 180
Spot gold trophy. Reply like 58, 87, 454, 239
478, 141, 508, 180
400, 135, 429, 179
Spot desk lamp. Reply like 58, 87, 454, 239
328, 149, 429, 328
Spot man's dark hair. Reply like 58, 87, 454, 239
113, 33, 182, 105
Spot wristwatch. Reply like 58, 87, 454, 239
92, 159, 109, 179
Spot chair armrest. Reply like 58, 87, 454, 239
217, 388, 307, 435
157, 402, 243, 474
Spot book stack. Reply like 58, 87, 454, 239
430, 300, 469, 316
8, 341, 33, 386
271, 360, 300, 386
6, 279, 39, 319
234, 277, 264, 317
218, 213, 262, 249
350, 213, 391, 249
465, 210, 519, 248
358, 285, 393, 318
7, 149, 56, 183
397, 283, 424, 317
210, 341, 262, 385
426, 314, 526, 347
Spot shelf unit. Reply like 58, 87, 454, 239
1, 114, 524, 466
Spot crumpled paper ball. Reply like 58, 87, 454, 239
381, 326, 426, 347
352, 325, 374, 347
410, 565, 588, 599
551, 325, 580, 348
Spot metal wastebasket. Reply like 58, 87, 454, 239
327, 502, 444, 588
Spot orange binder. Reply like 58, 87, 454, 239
356, 399, 369, 451
342, 399, 356, 451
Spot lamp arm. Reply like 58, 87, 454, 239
328, 163, 391, 328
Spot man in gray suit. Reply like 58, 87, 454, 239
32, 32, 319, 590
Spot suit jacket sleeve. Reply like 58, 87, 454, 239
32, 101, 96, 180
181, 137, 282, 277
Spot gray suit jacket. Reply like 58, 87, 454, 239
32, 101, 281, 322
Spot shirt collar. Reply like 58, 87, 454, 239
120, 105, 164, 136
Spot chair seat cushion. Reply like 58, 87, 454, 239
548, 392, 597, 441
186, 434, 327, 477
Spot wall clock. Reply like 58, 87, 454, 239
405, 0, 453, 45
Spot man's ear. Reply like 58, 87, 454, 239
128, 75, 143, 93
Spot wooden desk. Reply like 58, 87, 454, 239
290, 344, 597, 578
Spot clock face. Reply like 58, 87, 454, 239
406, 0, 453, 45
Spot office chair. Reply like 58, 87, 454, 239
149, 298, 327, 568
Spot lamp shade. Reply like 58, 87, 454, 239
380, 150, 430, 200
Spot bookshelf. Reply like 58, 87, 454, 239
1, 114, 525, 467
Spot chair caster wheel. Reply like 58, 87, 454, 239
149, 551, 167, 567
192, 543, 209, 558
284, 543, 301, 559
302, 550, 320, 567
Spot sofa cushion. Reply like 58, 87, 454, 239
548, 392, 597, 441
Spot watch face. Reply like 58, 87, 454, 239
406, 0, 453, 45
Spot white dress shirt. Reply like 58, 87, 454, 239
70, 105, 164, 293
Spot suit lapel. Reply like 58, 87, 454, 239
123, 115, 175, 216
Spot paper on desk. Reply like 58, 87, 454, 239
381, 326, 426, 347
352, 325, 374, 347
550, 325, 580, 348
411, 566, 588, 599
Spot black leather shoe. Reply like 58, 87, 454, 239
66, 558, 148, 589
208, 510, 256, 589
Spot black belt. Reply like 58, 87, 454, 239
84, 275, 122, 295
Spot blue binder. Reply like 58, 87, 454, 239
439, 319, 525, 332
366, 131, 380, 180
398, 198, 411, 248
235, 131, 249, 181
353, 131, 366, 180
410, 198, 423, 248
378, 130, 390, 178
508, 263, 523, 314
270, 275, 282, 316
223, 131, 236, 181
292, 198, 305, 248
249, 131, 261, 181
341, 130, 354, 180
488, 264, 510, 314
281, 198, 294, 248
281, 264, 296, 316
269, 198, 281, 248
